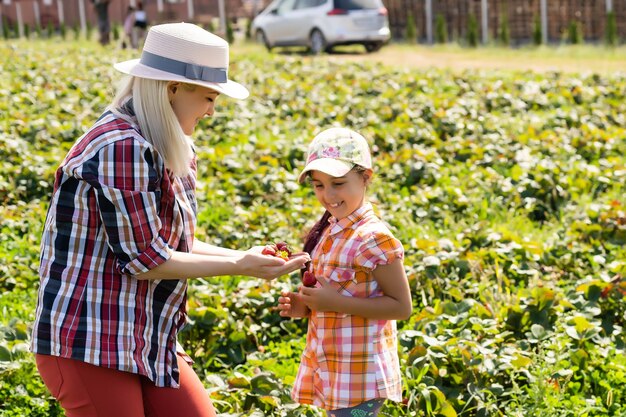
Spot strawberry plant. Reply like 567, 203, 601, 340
1, 39, 626, 416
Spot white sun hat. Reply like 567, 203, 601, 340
114, 22, 249, 100
297, 128, 373, 183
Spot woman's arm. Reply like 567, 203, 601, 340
191, 240, 246, 257
299, 259, 412, 320
137, 250, 310, 281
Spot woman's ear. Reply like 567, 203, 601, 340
167, 81, 180, 101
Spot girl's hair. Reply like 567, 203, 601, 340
110, 76, 194, 178
300, 165, 369, 275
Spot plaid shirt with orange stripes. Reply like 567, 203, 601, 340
292, 203, 405, 410
31, 107, 195, 388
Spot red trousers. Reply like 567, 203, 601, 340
35, 353, 217, 417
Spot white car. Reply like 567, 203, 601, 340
252, 0, 391, 54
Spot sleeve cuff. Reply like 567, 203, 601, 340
117, 234, 174, 275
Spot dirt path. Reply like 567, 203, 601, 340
321, 45, 626, 75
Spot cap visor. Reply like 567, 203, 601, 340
297, 158, 354, 183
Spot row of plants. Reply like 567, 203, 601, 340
1, 40, 626, 416
403, 12, 621, 47
1, 16, 236, 44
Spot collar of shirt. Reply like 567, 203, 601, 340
327, 202, 373, 236
112, 98, 142, 132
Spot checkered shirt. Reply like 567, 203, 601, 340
31, 105, 196, 388
292, 203, 405, 410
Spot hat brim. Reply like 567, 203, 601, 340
114, 59, 249, 100
297, 158, 354, 183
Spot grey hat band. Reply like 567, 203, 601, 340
139, 50, 228, 83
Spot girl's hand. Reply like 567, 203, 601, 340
299, 275, 341, 312
277, 289, 310, 318
237, 251, 310, 280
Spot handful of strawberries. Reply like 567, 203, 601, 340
261, 241, 293, 261
262, 241, 317, 287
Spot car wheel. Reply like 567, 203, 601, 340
309, 29, 326, 55
256, 30, 272, 51
364, 42, 383, 53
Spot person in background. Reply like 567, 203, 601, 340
122, 6, 135, 49
133, 2, 148, 48
31, 23, 310, 417
278, 128, 412, 417
92, 0, 111, 45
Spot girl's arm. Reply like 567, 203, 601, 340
277, 289, 311, 318
299, 259, 412, 320
137, 250, 310, 281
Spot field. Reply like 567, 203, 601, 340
1, 39, 626, 416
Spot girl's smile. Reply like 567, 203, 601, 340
310, 169, 372, 219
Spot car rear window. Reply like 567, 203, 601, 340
333, 0, 380, 10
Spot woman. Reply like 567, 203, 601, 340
31, 23, 309, 417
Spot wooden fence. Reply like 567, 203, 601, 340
386, 0, 626, 44
1, 0, 625, 44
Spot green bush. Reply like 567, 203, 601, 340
568, 20, 583, 44
467, 13, 479, 47
245, 17, 253, 40
405, 12, 417, 44
435, 13, 447, 44
111, 23, 120, 41
205, 19, 216, 33
606, 11, 618, 46
2, 16, 9, 39
499, 14, 510, 46
226, 18, 234, 44
46, 22, 54, 38
533, 16, 542, 45
86, 21, 93, 41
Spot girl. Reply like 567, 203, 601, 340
31, 23, 309, 417
278, 127, 412, 417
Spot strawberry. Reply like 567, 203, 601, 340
276, 241, 292, 255
302, 271, 316, 287
262, 246, 277, 256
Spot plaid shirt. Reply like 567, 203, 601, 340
31, 104, 196, 388
292, 203, 405, 410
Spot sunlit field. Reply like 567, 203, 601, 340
1, 38, 625, 416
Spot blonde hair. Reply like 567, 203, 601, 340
110, 76, 194, 177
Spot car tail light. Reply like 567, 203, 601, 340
327, 8, 348, 15
378, 7, 388, 15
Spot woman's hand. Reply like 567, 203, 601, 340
299, 275, 342, 312
277, 289, 310, 318
237, 251, 310, 280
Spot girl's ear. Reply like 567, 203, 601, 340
362, 169, 374, 185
